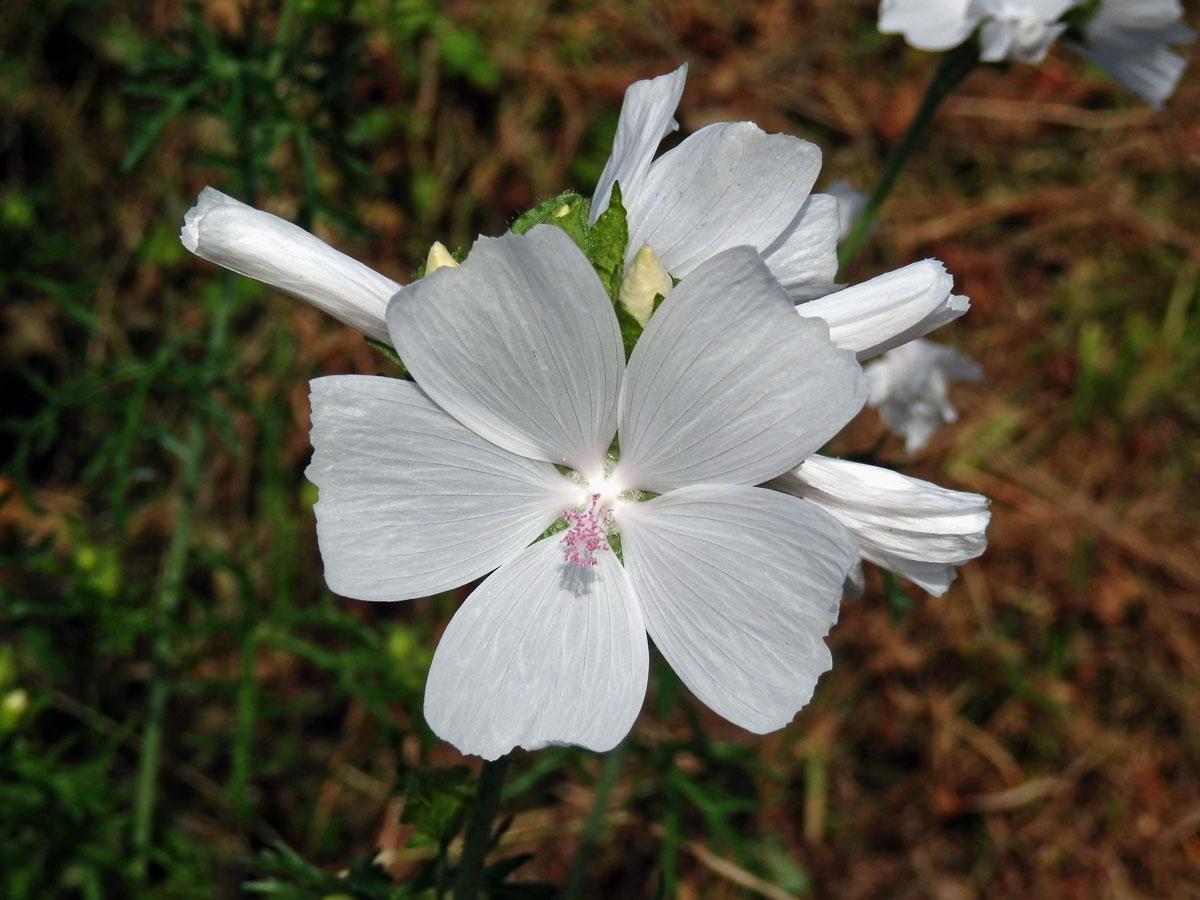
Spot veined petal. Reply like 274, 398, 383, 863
424, 538, 648, 760
181, 187, 398, 343
388, 226, 623, 473
590, 65, 688, 224
878, 0, 977, 51
616, 246, 867, 493
762, 193, 841, 302
1072, 2, 1194, 109
796, 259, 966, 360
626, 122, 823, 276
619, 484, 857, 734
306, 376, 575, 601
770, 455, 989, 596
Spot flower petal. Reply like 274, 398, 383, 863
878, 0, 977, 51
424, 538, 648, 760
626, 122, 823, 276
181, 187, 398, 343
770, 454, 989, 595
306, 376, 575, 600
590, 65, 688, 224
796, 259, 967, 360
615, 246, 866, 492
388, 226, 623, 472
618, 484, 857, 733
866, 339, 982, 452
1072, 3, 1195, 109
762, 193, 841, 302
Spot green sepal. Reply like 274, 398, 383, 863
587, 182, 629, 299
365, 337, 410, 378
612, 299, 643, 363
510, 190, 590, 254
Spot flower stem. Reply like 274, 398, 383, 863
837, 41, 979, 273
562, 747, 625, 899
454, 755, 510, 900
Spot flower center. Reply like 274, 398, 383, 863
561, 493, 614, 567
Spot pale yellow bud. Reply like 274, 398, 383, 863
618, 244, 672, 326
425, 241, 459, 273
553, 204, 572, 218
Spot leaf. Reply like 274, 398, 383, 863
399, 765, 474, 845
509, 191, 590, 254
586, 182, 628, 295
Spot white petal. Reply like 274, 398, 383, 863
626, 122, 823, 276
878, 0, 978, 51
388, 226, 623, 473
306, 376, 575, 600
865, 339, 982, 452
771, 455, 989, 596
762, 193, 841, 302
979, 18, 1066, 64
590, 65, 688, 224
1080, 40, 1191, 108
619, 484, 857, 733
1073, 3, 1194, 109
181, 188, 398, 343
424, 538, 648, 760
796, 260, 966, 360
615, 246, 867, 493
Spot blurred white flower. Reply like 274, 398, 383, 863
824, 179, 868, 241
1070, 0, 1195, 109
864, 338, 982, 452
878, 0, 1193, 106
307, 226, 869, 759
591, 65, 972, 357
878, 0, 1073, 62
181, 188, 398, 343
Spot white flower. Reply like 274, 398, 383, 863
825, 179, 868, 241
878, 0, 1193, 107
770, 456, 990, 598
306, 225, 870, 759
879, 0, 1074, 62
591, 65, 971, 358
1070, 0, 1195, 109
865, 338, 982, 452
180, 187, 398, 343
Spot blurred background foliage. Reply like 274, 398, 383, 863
1, 0, 1198, 897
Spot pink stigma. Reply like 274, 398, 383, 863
561, 493, 612, 567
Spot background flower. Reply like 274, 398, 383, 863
865, 338, 983, 452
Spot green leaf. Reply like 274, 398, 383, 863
399, 766, 474, 845
510, 191, 590, 254
586, 182, 628, 296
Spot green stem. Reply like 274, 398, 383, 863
562, 748, 625, 899
131, 416, 204, 878
838, 41, 979, 273
132, 266, 237, 878
454, 756, 510, 900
